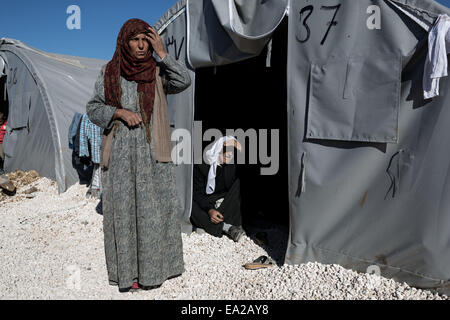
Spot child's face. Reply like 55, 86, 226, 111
219, 151, 234, 164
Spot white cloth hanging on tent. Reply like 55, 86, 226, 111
423, 14, 450, 99
205, 136, 237, 195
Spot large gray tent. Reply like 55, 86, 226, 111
0, 39, 106, 192
154, 0, 450, 294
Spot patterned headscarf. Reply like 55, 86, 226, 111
104, 18, 156, 141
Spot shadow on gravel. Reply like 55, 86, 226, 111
96, 198, 288, 266
243, 218, 289, 267
96, 200, 103, 215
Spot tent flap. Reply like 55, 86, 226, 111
187, 0, 287, 68
211, 0, 288, 40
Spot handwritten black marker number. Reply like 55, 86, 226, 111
320, 4, 341, 45
297, 5, 314, 43
166, 35, 185, 61
296, 3, 341, 46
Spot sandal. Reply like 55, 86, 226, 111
129, 281, 140, 293
118, 282, 140, 293
244, 255, 275, 270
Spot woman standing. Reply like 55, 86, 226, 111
86, 19, 191, 292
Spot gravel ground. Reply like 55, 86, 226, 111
0, 175, 448, 300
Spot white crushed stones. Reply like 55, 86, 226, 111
0, 177, 448, 300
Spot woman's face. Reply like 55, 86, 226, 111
128, 33, 150, 59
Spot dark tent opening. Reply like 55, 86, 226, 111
194, 20, 289, 239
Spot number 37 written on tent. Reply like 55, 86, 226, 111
296, 4, 381, 45
66, 5, 81, 30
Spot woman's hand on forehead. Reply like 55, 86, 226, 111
145, 27, 167, 60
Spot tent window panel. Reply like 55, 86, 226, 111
306, 54, 401, 143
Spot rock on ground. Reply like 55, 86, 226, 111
0, 175, 448, 300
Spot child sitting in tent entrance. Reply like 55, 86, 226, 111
191, 136, 245, 242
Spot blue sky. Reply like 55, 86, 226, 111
0, 0, 175, 60
438, 0, 450, 7
1, 0, 450, 61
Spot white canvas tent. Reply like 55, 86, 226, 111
154, 0, 450, 295
0, 39, 106, 193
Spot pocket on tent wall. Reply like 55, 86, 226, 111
3, 128, 20, 158
8, 92, 32, 130
3, 91, 33, 159
306, 54, 401, 143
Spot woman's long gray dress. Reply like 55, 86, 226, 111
86, 54, 191, 289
